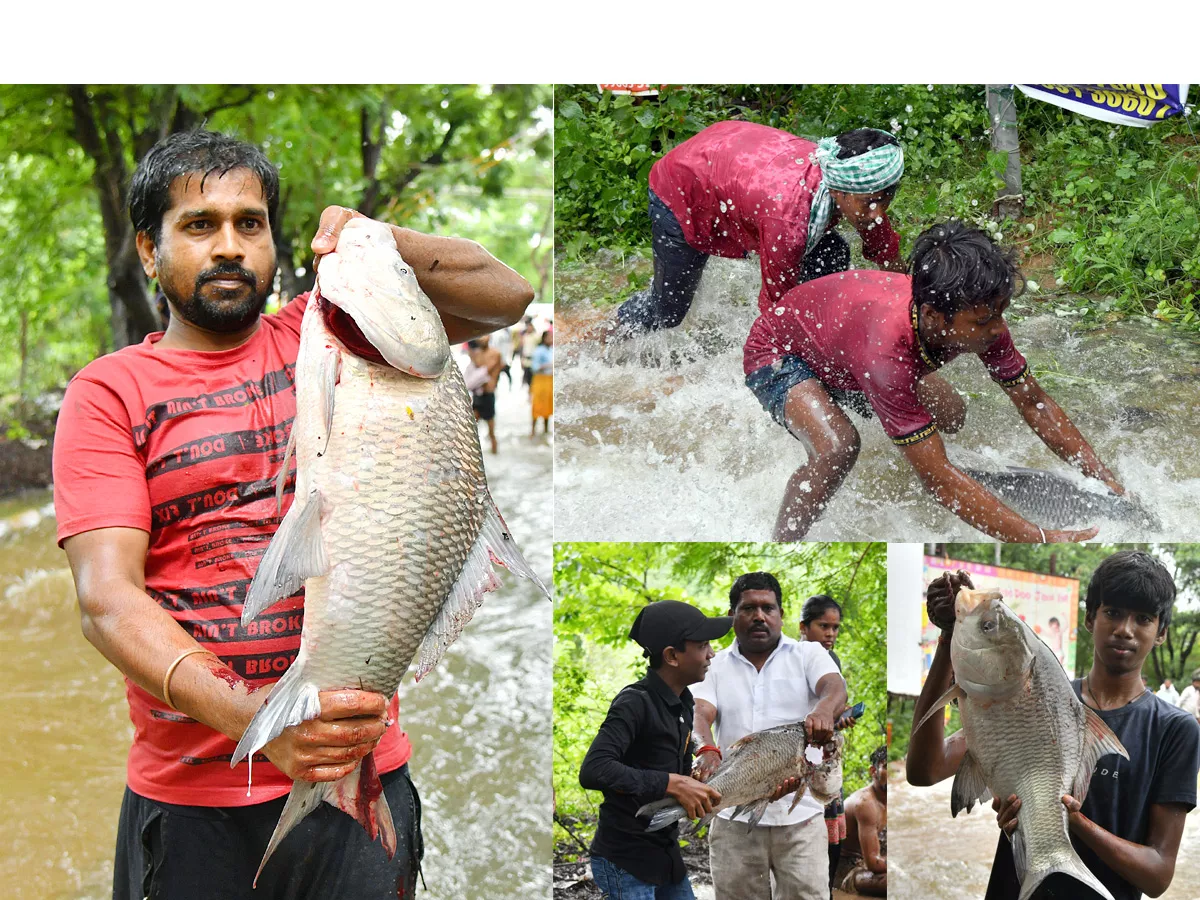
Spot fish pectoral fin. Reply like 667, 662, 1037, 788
242, 487, 329, 625
315, 344, 341, 457
412, 498, 548, 681
950, 749, 992, 817
274, 425, 297, 514
1074, 704, 1130, 804
252, 752, 396, 888
786, 778, 811, 813
913, 683, 967, 734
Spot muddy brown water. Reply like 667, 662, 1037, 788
889, 761, 1200, 899
0, 370, 553, 899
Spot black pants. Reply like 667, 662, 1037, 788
615, 190, 851, 335
113, 765, 422, 900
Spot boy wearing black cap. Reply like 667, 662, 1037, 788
579, 600, 734, 899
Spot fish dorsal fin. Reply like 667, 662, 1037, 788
950, 749, 992, 817
1073, 705, 1129, 805
913, 683, 966, 734
727, 731, 763, 754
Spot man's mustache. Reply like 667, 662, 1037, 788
197, 264, 257, 286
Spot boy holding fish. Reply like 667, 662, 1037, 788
53, 130, 536, 899
907, 555, 1200, 900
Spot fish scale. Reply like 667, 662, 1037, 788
226, 218, 548, 886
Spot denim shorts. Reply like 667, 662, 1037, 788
746, 356, 874, 427
590, 856, 696, 900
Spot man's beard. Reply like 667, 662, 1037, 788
163, 260, 273, 334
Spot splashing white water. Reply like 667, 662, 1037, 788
557, 257, 1200, 541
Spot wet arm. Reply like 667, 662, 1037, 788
906, 634, 968, 785
64, 528, 386, 782
1067, 800, 1187, 897
808, 671, 849, 739
311, 206, 534, 343
1004, 376, 1123, 494
902, 433, 1096, 542
692, 698, 722, 780
855, 800, 887, 874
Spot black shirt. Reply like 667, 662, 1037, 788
578, 669, 694, 886
984, 682, 1200, 900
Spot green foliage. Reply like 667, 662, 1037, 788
0, 85, 551, 431
553, 542, 886, 849
555, 84, 1200, 327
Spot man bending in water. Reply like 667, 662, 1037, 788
836, 746, 887, 896
743, 219, 1124, 542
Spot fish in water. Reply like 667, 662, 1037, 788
637, 727, 845, 833
915, 588, 1128, 900
229, 218, 548, 884
965, 466, 1161, 531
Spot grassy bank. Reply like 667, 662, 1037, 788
555, 84, 1199, 328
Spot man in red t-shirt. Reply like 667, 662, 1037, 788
53, 130, 534, 899
742, 220, 1125, 543
609, 121, 906, 338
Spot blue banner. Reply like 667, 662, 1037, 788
1017, 84, 1189, 127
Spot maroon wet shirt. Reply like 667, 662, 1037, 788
743, 271, 1030, 446
648, 121, 901, 312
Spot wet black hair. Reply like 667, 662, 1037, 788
870, 746, 887, 767
129, 130, 280, 243
909, 219, 1025, 318
834, 128, 900, 159
1085, 550, 1176, 634
728, 572, 783, 615
800, 594, 842, 626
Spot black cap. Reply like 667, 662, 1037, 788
629, 600, 733, 656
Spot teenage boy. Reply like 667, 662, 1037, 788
609, 121, 906, 339
579, 600, 733, 899
907, 556, 1200, 900
743, 219, 1125, 542
692, 572, 848, 900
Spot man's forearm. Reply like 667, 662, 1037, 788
814, 675, 848, 721
1070, 813, 1174, 896
390, 226, 534, 342
1011, 382, 1115, 486
79, 576, 260, 742
907, 638, 958, 785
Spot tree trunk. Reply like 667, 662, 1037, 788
986, 84, 1024, 219
67, 86, 160, 348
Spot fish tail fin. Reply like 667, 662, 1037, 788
636, 799, 686, 832
1018, 860, 1115, 900
253, 752, 395, 887
230, 653, 320, 767
413, 499, 548, 681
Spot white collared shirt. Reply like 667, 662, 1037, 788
692, 634, 843, 827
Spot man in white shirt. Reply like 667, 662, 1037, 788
1178, 675, 1200, 723
692, 572, 849, 900
1156, 678, 1180, 706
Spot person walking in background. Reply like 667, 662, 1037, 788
579, 601, 732, 900
466, 337, 504, 454
531, 328, 554, 437
490, 325, 514, 389
1156, 678, 1180, 706
1179, 674, 1200, 725
519, 315, 539, 393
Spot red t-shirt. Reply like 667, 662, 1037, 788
53, 294, 411, 806
743, 271, 1030, 446
648, 121, 902, 313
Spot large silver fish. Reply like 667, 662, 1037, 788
965, 466, 1160, 531
230, 218, 547, 883
916, 588, 1127, 900
637, 726, 844, 832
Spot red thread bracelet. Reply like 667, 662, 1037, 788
697, 745, 722, 759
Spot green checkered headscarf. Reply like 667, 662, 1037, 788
807, 131, 905, 254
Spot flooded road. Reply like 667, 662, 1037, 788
0, 370, 553, 899
556, 254, 1200, 542
889, 761, 1200, 899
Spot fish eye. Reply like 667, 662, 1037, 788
981, 619, 996, 632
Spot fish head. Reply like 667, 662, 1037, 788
951, 589, 1035, 699
807, 733, 845, 804
315, 218, 449, 378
